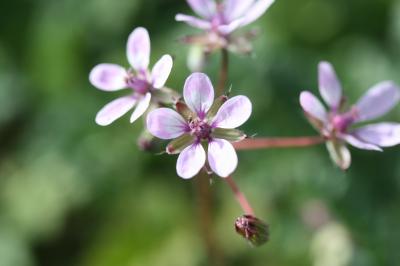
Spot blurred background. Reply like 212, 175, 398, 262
1, 0, 400, 265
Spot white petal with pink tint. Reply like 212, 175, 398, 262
176, 143, 206, 179
300, 91, 328, 123
208, 139, 238, 178
151, 55, 173, 89
95, 96, 136, 126
353, 123, 400, 147
183, 72, 214, 118
355, 81, 400, 122
318, 61, 342, 108
127, 27, 150, 71
341, 134, 382, 151
146, 108, 187, 139
89, 64, 127, 91
218, 19, 244, 35
240, 0, 275, 27
224, 0, 255, 21
130, 93, 151, 123
175, 14, 212, 30
212, 96, 252, 129
186, 0, 216, 19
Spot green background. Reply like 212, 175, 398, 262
1, 0, 400, 265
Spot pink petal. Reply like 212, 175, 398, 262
151, 55, 173, 89
212, 96, 252, 129
217, 19, 244, 35
183, 72, 214, 118
89, 64, 127, 91
95, 96, 136, 126
186, 0, 216, 19
318, 61, 342, 109
340, 134, 382, 151
130, 93, 151, 123
175, 14, 212, 30
146, 108, 187, 139
224, 0, 255, 21
355, 81, 400, 122
127, 27, 150, 71
176, 143, 206, 179
208, 139, 238, 178
240, 0, 275, 27
353, 122, 400, 147
299, 91, 328, 123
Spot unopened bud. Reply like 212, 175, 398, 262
235, 215, 269, 247
137, 130, 154, 151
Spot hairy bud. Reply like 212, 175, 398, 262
235, 215, 269, 247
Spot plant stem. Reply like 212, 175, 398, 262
233, 136, 325, 150
216, 48, 229, 96
225, 176, 255, 216
196, 172, 223, 266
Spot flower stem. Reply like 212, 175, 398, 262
225, 176, 255, 216
196, 172, 223, 265
216, 48, 229, 96
233, 136, 325, 150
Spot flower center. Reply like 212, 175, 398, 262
126, 71, 150, 94
189, 118, 212, 141
331, 112, 354, 133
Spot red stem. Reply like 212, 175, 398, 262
233, 136, 325, 150
225, 176, 255, 216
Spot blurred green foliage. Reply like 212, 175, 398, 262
0, 0, 400, 265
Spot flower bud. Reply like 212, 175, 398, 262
235, 215, 269, 247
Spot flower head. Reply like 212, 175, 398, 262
89, 27, 173, 126
176, 0, 275, 53
300, 61, 400, 169
147, 73, 252, 179
235, 215, 269, 246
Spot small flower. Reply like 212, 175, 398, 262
300, 61, 400, 169
176, 0, 275, 53
146, 72, 252, 179
89, 27, 173, 126
235, 215, 269, 246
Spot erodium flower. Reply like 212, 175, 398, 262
89, 27, 173, 126
300, 61, 400, 169
176, 0, 275, 53
146, 72, 252, 179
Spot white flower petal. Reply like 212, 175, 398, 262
208, 139, 238, 177
95, 96, 136, 126
146, 108, 187, 139
353, 122, 400, 147
130, 93, 151, 123
318, 61, 342, 108
299, 91, 328, 123
127, 27, 150, 71
240, 0, 275, 27
212, 96, 252, 128
175, 14, 212, 30
151, 55, 173, 89
355, 81, 400, 122
183, 72, 215, 118
186, 0, 216, 19
341, 134, 382, 151
89, 64, 127, 91
176, 143, 206, 179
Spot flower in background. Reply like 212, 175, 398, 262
89, 27, 173, 126
300, 61, 400, 169
147, 73, 252, 179
176, 0, 275, 55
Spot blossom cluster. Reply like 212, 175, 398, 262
89, 0, 400, 246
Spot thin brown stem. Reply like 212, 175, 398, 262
225, 176, 255, 216
233, 136, 325, 150
216, 48, 229, 96
196, 172, 223, 266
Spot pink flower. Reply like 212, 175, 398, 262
147, 73, 252, 179
176, 0, 275, 35
300, 61, 400, 169
89, 27, 173, 126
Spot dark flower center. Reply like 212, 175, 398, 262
189, 118, 212, 141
